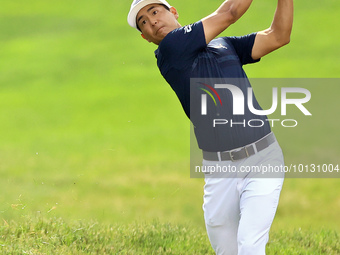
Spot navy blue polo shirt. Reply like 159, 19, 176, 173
155, 21, 271, 151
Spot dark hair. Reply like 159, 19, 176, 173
136, 4, 170, 32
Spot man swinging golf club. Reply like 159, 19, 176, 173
128, 0, 293, 254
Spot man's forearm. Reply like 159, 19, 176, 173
215, 0, 253, 24
202, 0, 253, 43
270, 0, 294, 44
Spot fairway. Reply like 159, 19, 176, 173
0, 0, 339, 253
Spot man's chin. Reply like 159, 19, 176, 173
151, 30, 171, 45
156, 28, 166, 37
159, 29, 172, 40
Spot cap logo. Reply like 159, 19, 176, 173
133, 0, 143, 6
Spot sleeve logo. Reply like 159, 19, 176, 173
184, 25, 192, 34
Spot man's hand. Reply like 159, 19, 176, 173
201, 0, 253, 44
252, 0, 293, 60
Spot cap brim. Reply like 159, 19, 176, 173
127, 0, 171, 31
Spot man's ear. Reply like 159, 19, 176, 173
170, 7, 179, 20
141, 33, 151, 42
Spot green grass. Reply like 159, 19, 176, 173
0, 217, 339, 254
0, 0, 339, 253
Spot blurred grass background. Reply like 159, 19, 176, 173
0, 0, 339, 236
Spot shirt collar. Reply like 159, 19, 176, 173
154, 48, 159, 59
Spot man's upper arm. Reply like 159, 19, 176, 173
252, 0, 293, 59
251, 29, 286, 60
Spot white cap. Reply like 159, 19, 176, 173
127, 0, 171, 31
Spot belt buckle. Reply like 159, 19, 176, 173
244, 146, 250, 157
229, 146, 249, 162
229, 150, 235, 162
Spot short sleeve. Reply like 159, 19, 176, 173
157, 21, 207, 70
226, 33, 260, 65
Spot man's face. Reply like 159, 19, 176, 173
136, 4, 180, 45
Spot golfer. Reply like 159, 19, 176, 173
128, 0, 293, 254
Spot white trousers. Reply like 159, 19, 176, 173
203, 141, 284, 255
